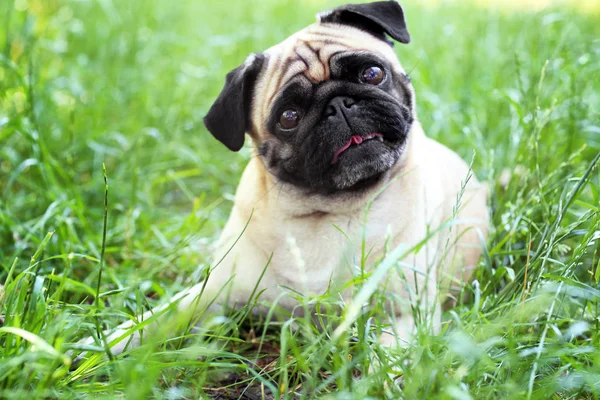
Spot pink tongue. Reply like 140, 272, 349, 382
331, 135, 367, 165
351, 136, 363, 145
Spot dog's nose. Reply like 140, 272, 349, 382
325, 96, 356, 117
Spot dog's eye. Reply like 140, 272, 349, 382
361, 66, 384, 85
279, 109, 300, 129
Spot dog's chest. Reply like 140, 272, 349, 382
264, 205, 417, 294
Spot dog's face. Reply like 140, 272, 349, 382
205, 2, 415, 196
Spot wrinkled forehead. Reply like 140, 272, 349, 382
251, 23, 402, 127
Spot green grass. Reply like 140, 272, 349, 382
1, 0, 600, 398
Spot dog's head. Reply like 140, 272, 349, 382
205, 1, 415, 196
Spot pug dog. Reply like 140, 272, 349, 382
79, 1, 488, 356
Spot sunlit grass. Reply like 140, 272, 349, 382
420, 0, 600, 12
1, 0, 599, 398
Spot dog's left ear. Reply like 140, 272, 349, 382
318, 1, 410, 44
204, 54, 265, 152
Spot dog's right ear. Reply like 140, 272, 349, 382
318, 1, 410, 45
204, 54, 265, 152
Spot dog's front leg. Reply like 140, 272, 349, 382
379, 274, 442, 348
77, 274, 228, 358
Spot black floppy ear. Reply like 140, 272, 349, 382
318, 1, 410, 45
203, 54, 265, 152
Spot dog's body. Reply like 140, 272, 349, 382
79, 1, 488, 356
206, 125, 486, 344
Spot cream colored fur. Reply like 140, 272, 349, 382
78, 23, 489, 357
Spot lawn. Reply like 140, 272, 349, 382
1, 0, 599, 398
